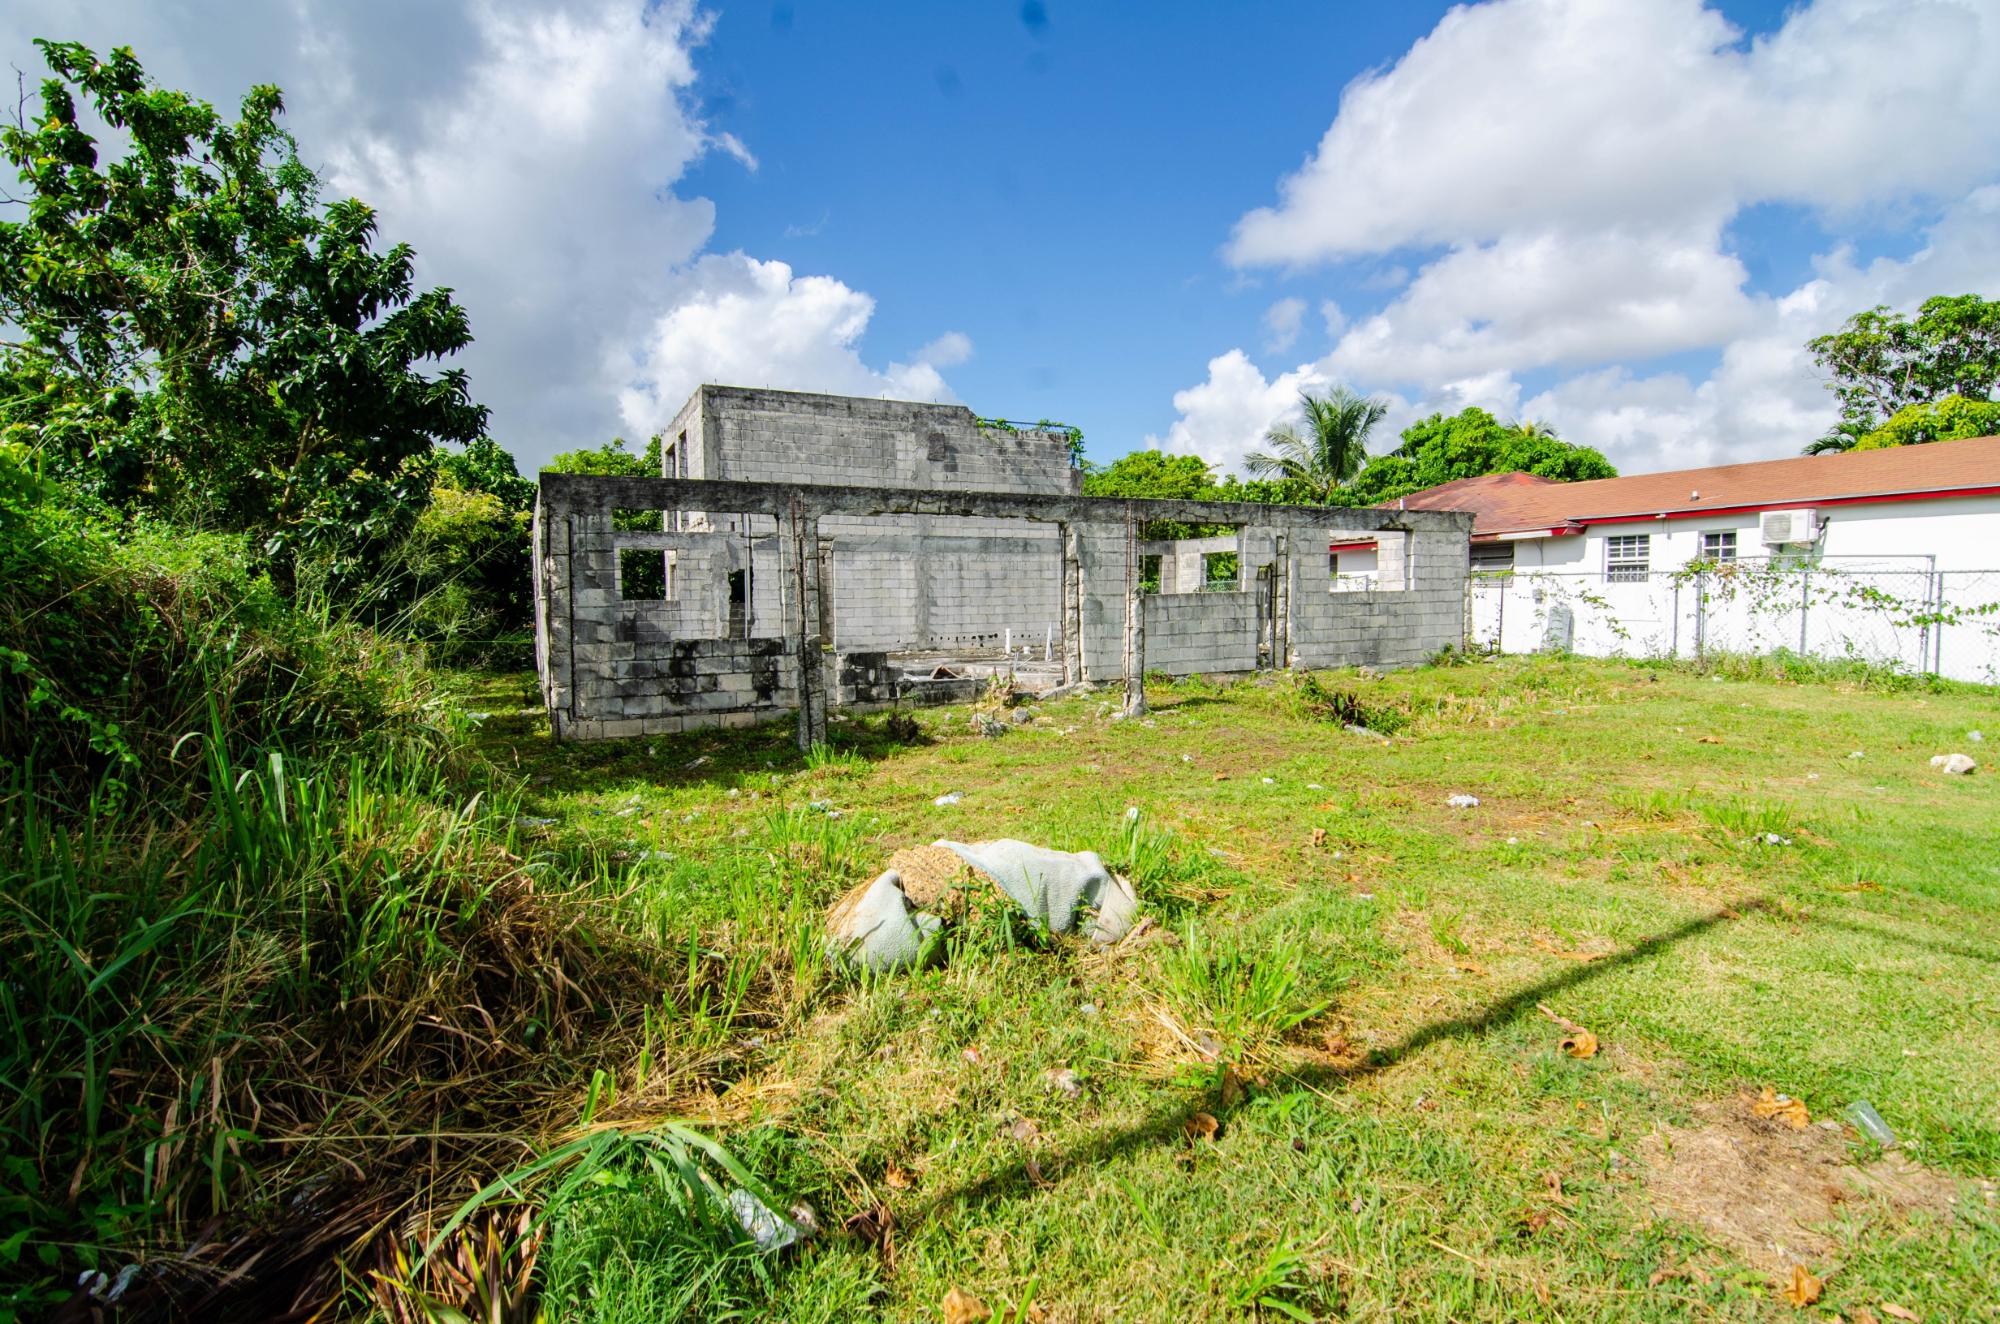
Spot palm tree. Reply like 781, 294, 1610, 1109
1512, 418, 1560, 441
1803, 435, 1854, 455
1243, 387, 1388, 503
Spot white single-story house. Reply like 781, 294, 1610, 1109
1327, 434, 2000, 679
1331, 433, 2000, 576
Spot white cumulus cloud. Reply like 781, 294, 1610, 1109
1164, 0, 2000, 476
0, 0, 965, 466
615, 254, 969, 434
1261, 297, 1308, 353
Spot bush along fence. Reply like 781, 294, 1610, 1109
1468, 558, 2000, 683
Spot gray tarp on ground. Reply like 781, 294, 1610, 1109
936, 839, 1139, 945
829, 840, 1139, 972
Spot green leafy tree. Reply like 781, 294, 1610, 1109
1804, 294, 2000, 453
1080, 450, 1217, 502
547, 435, 666, 594
1349, 407, 1615, 504
440, 436, 535, 512
0, 41, 484, 582
1852, 395, 2000, 450
1242, 388, 1387, 503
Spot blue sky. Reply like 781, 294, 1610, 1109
682, 0, 1850, 455
6, 0, 1998, 474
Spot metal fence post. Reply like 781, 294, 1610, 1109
1933, 570, 1947, 675
1798, 568, 1810, 657
1694, 567, 1706, 661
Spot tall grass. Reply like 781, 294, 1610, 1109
0, 729, 678, 1317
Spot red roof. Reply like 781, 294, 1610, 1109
1380, 434, 2000, 538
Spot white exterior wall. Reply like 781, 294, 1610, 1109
1471, 494, 2000, 682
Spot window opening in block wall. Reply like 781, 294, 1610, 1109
1140, 554, 1162, 594
727, 568, 748, 638
1200, 550, 1238, 590
1370, 529, 1413, 592
815, 539, 835, 647
618, 548, 668, 600
1470, 541, 1515, 573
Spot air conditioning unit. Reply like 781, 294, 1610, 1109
1759, 508, 1819, 545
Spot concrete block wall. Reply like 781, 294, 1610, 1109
532, 389, 1474, 743
675, 387, 1076, 652
557, 637, 795, 739
1143, 591, 1260, 675
1290, 528, 1468, 668
690, 386, 1080, 495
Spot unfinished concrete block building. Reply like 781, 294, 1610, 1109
533, 386, 1473, 746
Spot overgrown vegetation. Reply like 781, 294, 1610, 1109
429, 655, 2000, 1321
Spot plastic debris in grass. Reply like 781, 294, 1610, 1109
934, 792, 963, 807
1759, 832, 1794, 846
1447, 794, 1480, 808
1845, 1099, 1899, 1148
514, 815, 558, 829
826, 840, 1141, 972
727, 1187, 816, 1254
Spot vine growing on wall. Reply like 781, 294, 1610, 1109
974, 416, 1086, 466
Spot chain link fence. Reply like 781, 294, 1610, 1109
1468, 559, 2000, 684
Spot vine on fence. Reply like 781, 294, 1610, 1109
1474, 560, 2000, 677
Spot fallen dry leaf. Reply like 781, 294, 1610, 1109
1004, 1117, 1040, 1145
1648, 1263, 1715, 1289
884, 1162, 913, 1191
1184, 1111, 1219, 1143
1697, 735, 1723, 744
1751, 1085, 1811, 1130
1541, 1170, 1564, 1197
941, 1286, 991, 1324
1220, 1065, 1246, 1108
843, 1204, 896, 1267
1561, 1030, 1600, 1059
1880, 1306, 1919, 1322
1212, 772, 1230, 782
1026, 1305, 1051, 1324
1782, 1264, 1823, 1309
1851, 1310, 1880, 1324
1310, 826, 1327, 847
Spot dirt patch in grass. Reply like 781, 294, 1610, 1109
1636, 1097, 1963, 1274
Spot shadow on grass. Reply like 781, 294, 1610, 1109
467, 700, 937, 796
910, 895, 1774, 1224
1808, 911, 2000, 966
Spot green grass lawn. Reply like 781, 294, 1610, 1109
456, 656, 2000, 1323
